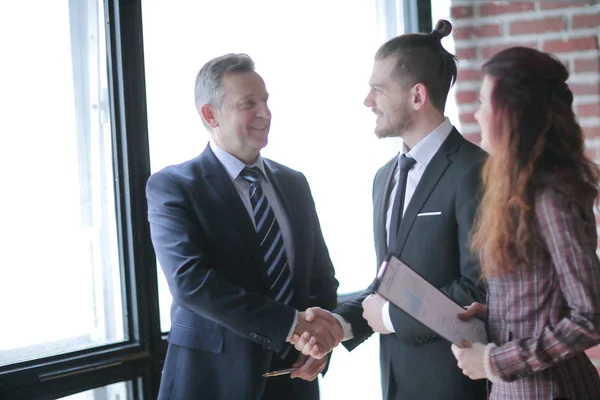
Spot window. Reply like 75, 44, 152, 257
0, 0, 124, 367
59, 382, 131, 400
0, 2, 160, 399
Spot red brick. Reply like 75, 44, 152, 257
463, 133, 482, 146
586, 346, 600, 359
458, 67, 483, 82
479, 2, 535, 17
454, 24, 502, 40
577, 103, 600, 118
460, 112, 477, 125
543, 36, 598, 53
574, 57, 600, 73
584, 127, 600, 137
509, 17, 564, 35
456, 47, 477, 60
456, 90, 478, 104
482, 42, 537, 60
568, 82, 600, 96
541, 2, 587, 10
478, 24, 503, 38
572, 14, 600, 30
585, 149, 593, 160
451, 5, 474, 19
453, 27, 476, 41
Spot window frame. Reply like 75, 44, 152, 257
0, 1, 162, 398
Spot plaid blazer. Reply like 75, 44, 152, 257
486, 187, 600, 399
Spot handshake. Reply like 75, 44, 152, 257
288, 294, 389, 359
288, 307, 344, 359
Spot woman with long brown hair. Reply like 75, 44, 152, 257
451, 46, 600, 399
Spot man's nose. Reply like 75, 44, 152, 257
364, 90, 374, 107
257, 102, 271, 119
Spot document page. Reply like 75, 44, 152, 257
376, 256, 487, 346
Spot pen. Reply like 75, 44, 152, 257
262, 367, 298, 377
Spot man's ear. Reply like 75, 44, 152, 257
200, 104, 219, 128
411, 83, 428, 111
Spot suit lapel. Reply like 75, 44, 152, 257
395, 129, 463, 254
375, 159, 397, 261
199, 145, 261, 255
263, 160, 303, 303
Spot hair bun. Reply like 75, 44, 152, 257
432, 19, 452, 39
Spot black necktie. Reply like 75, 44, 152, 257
388, 154, 417, 249
240, 167, 294, 306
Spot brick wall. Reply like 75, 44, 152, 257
449, 0, 600, 371
451, 1, 600, 145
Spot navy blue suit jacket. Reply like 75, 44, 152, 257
146, 144, 338, 400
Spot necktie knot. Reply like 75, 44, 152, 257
240, 166, 261, 183
398, 154, 416, 172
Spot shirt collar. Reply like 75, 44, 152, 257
209, 141, 269, 182
403, 117, 453, 169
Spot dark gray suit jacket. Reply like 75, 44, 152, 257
146, 144, 338, 400
336, 129, 487, 400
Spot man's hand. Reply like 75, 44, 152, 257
450, 341, 487, 380
362, 294, 391, 334
289, 353, 327, 381
288, 307, 342, 359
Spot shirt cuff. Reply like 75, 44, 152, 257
333, 313, 354, 341
382, 301, 396, 333
285, 310, 299, 342
484, 343, 502, 383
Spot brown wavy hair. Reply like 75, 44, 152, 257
471, 47, 600, 277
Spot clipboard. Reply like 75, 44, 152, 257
373, 254, 487, 346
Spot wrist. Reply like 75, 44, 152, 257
484, 343, 502, 383
286, 310, 299, 342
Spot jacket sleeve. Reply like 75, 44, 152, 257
146, 171, 295, 352
490, 189, 600, 381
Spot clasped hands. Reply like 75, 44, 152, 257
288, 294, 392, 361
285, 307, 342, 381
288, 307, 343, 360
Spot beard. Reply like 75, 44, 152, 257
374, 115, 414, 139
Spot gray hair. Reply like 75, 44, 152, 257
194, 53, 256, 129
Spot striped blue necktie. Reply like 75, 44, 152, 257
240, 167, 294, 306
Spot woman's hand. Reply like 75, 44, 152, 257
451, 342, 487, 380
458, 302, 486, 321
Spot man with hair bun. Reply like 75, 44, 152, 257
292, 20, 488, 400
